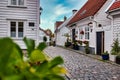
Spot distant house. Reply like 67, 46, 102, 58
0, 0, 40, 49
39, 28, 50, 43
54, 10, 78, 46
67, 0, 113, 55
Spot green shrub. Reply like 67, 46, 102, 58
111, 38, 120, 55
0, 37, 65, 80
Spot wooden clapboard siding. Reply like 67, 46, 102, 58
0, 0, 40, 49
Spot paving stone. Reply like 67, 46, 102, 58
44, 46, 120, 80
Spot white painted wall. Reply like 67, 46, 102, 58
56, 27, 70, 46
39, 30, 50, 43
0, 0, 40, 49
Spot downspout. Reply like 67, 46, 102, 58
37, 0, 40, 46
89, 16, 97, 54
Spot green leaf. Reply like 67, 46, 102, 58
49, 56, 64, 69
30, 50, 46, 63
0, 38, 14, 73
23, 37, 35, 55
37, 42, 47, 51
43, 74, 65, 80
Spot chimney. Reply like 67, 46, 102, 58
64, 16, 67, 21
72, 9, 77, 14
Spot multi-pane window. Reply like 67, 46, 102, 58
11, 0, 17, 5
18, 22, 23, 37
10, 21, 24, 38
79, 28, 83, 39
18, 0, 24, 5
85, 27, 89, 39
10, 0, 25, 6
11, 22, 16, 37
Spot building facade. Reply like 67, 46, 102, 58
0, 0, 40, 49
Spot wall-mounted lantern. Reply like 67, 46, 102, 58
88, 22, 93, 32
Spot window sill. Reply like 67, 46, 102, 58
7, 5, 27, 8
12, 37, 23, 40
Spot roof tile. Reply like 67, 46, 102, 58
67, 0, 107, 26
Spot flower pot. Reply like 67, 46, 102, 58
102, 54, 109, 60
73, 44, 79, 50
116, 56, 120, 64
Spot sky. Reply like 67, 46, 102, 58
40, 0, 87, 32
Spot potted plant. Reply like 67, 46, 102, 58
77, 40, 82, 46
85, 43, 90, 54
111, 38, 120, 64
102, 51, 109, 60
116, 54, 120, 64
72, 41, 79, 50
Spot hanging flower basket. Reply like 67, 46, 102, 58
83, 40, 89, 45
80, 30, 84, 35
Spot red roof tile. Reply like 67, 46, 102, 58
109, 0, 120, 11
55, 21, 64, 28
67, 0, 107, 26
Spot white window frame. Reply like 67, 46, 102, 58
85, 27, 90, 40
8, 0, 26, 7
79, 28, 83, 40
9, 21, 25, 39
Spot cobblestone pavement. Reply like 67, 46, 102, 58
44, 46, 120, 80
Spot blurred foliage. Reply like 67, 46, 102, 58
0, 37, 66, 80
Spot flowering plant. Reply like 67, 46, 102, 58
83, 40, 89, 44
80, 30, 84, 34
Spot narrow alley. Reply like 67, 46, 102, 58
44, 46, 120, 80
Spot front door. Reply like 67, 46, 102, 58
72, 29, 75, 42
96, 32, 104, 55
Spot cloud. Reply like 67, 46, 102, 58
54, 4, 70, 15
40, 0, 87, 32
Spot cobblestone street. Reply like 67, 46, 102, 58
44, 46, 120, 80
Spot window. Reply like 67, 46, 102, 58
10, 0, 25, 6
79, 28, 83, 39
18, 0, 24, 5
11, 0, 17, 5
11, 22, 16, 37
85, 27, 89, 39
29, 22, 35, 27
10, 21, 24, 38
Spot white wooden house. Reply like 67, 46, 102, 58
39, 28, 50, 43
67, 0, 113, 55
107, 0, 120, 61
0, 0, 40, 49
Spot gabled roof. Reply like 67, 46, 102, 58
109, 0, 120, 11
67, 0, 107, 26
55, 21, 64, 28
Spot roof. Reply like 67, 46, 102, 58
55, 21, 64, 28
39, 28, 50, 36
67, 0, 107, 26
109, 0, 120, 11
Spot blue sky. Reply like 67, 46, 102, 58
40, 0, 87, 32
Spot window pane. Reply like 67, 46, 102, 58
18, 0, 24, 5
11, 0, 17, 5
11, 22, 16, 37
18, 22, 23, 37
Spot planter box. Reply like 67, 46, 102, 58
110, 55, 116, 62
116, 56, 120, 64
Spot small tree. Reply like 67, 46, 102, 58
111, 38, 120, 55
43, 36, 47, 42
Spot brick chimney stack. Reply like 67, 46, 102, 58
72, 9, 77, 14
